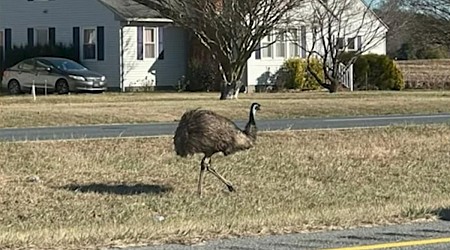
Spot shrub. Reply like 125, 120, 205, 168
185, 58, 218, 92
340, 53, 405, 91
276, 58, 323, 90
3, 43, 79, 71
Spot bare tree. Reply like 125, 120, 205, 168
290, 0, 388, 93
135, 0, 302, 99
406, 0, 450, 19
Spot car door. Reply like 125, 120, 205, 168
35, 59, 58, 92
15, 59, 35, 89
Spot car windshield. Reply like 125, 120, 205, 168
49, 59, 88, 71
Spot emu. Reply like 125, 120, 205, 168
173, 102, 261, 196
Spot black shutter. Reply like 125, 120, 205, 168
255, 44, 261, 59
97, 26, 104, 61
5, 29, 12, 54
73, 27, 80, 61
158, 27, 164, 60
137, 26, 143, 60
49, 27, 56, 46
27, 28, 34, 47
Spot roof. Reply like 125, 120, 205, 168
98, 0, 172, 23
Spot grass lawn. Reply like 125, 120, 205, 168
0, 91, 449, 128
1, 125, 449, 249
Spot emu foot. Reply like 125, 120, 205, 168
227, 185, 235, 192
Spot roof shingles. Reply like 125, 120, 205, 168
98, 0, 163, 20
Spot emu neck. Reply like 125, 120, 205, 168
244, 109, 257, 141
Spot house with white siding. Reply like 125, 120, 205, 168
0, 0, 387, 92
0, 0, 188, 91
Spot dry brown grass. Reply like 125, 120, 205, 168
1, 125, 450, 249
1, 91, 450, 128
396, 60, 450, 89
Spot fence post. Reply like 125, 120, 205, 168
32, 80, 36, 101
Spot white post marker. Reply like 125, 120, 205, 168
32, 80, 36, 101
45, 80, 48, 96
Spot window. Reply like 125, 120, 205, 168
347, 37, 356, 51
144, 27, 156, 58
18, 59, 35, 70
261, 34, 273, 58
275, 30, 286, 58
83, 28, 96, 60
288, 29, 299, 58
36, 28, 48, 46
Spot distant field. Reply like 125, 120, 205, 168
396, 59, 450, 89
0, 91, 449, 128
0, 125, 449, 249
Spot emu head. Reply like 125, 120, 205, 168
251, 102, 261, 116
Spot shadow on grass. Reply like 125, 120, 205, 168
433, 208, 450, 221
61, 183, 173, 195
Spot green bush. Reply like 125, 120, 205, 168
3, 43, 79, 71
341, 53, 404, 90
276, 58, 323, 90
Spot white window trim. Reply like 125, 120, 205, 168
144, 27, 157, 59
287, 28, 300, 58
261, 33, 273, 59
82, 27, 97, 61
274, 30, 287, 59
347, 37, 357, 51
35, 27, 49, 46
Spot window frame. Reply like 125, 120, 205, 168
347, 37, 356, 51
274, 30, 287, 58
82, 27, 97, 60
35, 27, 49, 46
261, 33, 273, 59
144, 27, 156, 59
287, 28, 300, 58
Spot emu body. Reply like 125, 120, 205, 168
173, 102, 261, 196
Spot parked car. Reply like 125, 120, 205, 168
1, 57, 107, 95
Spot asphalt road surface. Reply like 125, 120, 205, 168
1, 113, 450, 142
121, 220, 450, 250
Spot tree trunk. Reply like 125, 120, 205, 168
328, 79, 340, 93
219, 80, 243, 100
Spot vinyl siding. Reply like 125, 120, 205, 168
121, 25, 187, 89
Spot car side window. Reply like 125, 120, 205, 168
18, 60, 34, 70
36, 60, 51, 71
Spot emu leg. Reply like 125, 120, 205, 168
206, 160, 235, 192
198, 156, 207, 197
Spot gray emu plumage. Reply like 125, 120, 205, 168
173, 102, 261, 196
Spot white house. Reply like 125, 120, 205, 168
245, 0, 388, 92
0, 0, 387, 92
0, 0, 188, 91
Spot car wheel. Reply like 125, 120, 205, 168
55, 80, 69, 95
8, 80, 22, 95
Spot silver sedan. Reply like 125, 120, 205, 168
1, 57, 107, 95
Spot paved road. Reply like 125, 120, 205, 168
121, 220, 450, 250
1, 113, 450, 142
